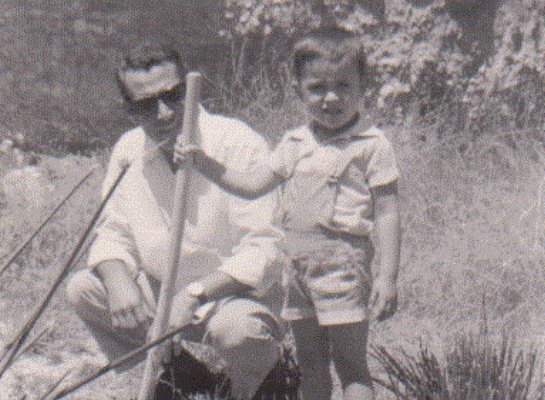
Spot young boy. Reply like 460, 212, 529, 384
177, 27, 401, 400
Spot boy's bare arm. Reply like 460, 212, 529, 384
369, 182, 401, 321
175, 144, 283, 199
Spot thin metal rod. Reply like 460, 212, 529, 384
0, 164, 129, 380
13, 324, 53, 361
44, 326, 188, 400
40, 369, 72, 400
0, 166, 98, 278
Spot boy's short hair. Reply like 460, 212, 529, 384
292, 26, 367, 84
116, 41, 184, 103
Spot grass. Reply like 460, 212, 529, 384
0, 128, 543, 400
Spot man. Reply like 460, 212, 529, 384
66, 41, 284, 399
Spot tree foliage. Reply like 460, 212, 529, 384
0, 0, 544, 154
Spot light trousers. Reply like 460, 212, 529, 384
66, 269, 282, 399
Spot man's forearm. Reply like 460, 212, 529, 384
195, 271, 252, 302
95, 259, 134, 291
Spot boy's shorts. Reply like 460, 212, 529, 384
281, 232, 374, 325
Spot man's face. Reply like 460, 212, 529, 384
296, 58, 363, 134
121, 61, 184, 148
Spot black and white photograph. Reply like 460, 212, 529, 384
0, 0, 543, 399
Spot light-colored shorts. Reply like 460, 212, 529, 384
281, 234, 373, 325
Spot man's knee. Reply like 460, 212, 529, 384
205, 299, 282, 350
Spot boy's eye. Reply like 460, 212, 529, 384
308, 83, 327, 93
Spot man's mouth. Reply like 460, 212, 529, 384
155, 117, 182, 133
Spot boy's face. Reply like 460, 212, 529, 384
121, 61, 185, 149
297, 58, 363, 134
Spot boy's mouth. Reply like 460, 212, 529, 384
320, 105, 344, 116
312, 112, 360, 134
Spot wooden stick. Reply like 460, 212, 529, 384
0, 166, 97, 278
137, 72, 202, 400
0, 163, 129, 379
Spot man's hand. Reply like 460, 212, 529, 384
108, 277, 154, 329
168, 288, 200, 330
369, 276, 398, 322
96, 260, 155, 329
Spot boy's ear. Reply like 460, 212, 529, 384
292, 79, 304, 100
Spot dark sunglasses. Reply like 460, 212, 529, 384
127, 83, 185, 116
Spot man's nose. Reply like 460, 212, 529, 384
157, 100, 174, 120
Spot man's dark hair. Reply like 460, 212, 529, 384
292, 26, 367, 85
116, 41, 184, 103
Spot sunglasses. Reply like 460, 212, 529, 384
127, 84, 185, 116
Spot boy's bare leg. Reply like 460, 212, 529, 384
329, 321, 374, 400
291, 318, 332, 400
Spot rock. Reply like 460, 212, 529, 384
1, 166, 54, 209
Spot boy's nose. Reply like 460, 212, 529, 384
324, 90, 340, 103
157, 100, 174, 120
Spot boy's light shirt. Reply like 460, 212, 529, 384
88, 106, 282, 297
269, 118, 399, 236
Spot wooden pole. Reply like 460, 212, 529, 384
137, 72, 202, 400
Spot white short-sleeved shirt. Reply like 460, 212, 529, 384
87, 106, 282, 296
269, 119, 399, 236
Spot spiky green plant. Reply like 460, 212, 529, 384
371, 334, 540, 400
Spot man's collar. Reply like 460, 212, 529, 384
142, 105, 206, 167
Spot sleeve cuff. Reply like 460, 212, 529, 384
87, 242, 139, 279
368, 171, 399, 188
218, 248, 280, 296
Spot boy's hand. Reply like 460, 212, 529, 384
173, 142, 204, 166
369, 276, 398, 322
